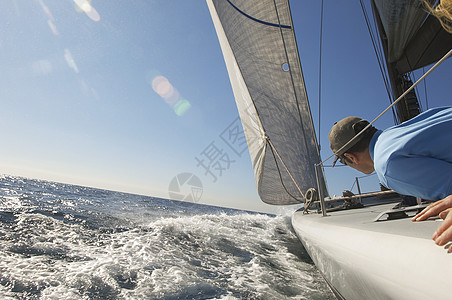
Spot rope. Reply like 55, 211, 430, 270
324, 189, 396, 202
320, 48, 452, 166
267, 143, 304, 202
266, 136, 306, 201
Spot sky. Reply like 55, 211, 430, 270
0, 0, 450, 214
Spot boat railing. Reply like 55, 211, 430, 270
310, 165, 402, 215
304, 189, 402, 215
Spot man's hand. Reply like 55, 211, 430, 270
412, 195, 452, 251
432, 208, 452, 248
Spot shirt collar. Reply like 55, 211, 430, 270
368, 130, 382, 162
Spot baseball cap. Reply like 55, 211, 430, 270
328, 116, 371, 166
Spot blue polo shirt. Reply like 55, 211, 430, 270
369, 107, 452, 200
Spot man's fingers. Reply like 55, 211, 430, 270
412, 199, 452, 221
439, 208, 452, 220
413, 204, 440, 221
433, 213, 452, 246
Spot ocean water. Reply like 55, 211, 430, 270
0, 175, 334, 299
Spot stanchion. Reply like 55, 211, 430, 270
315, 163, 327, 216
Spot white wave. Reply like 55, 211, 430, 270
0, 175, 334, 299
0, 211, 334, 299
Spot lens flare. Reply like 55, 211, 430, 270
64, 49, 79, 74
152, 76, 174, 99
39, 0, 54, 20
47, 20, 59, 36
173, 99, 191, 116
38, 1, 59, 35
149, 74, 191, 116
74, 0, 101, 22
164, 89, 180, 105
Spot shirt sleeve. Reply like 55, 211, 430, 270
384, 155, 452, 200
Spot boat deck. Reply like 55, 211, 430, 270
292, 202, 452, 300
298, 202, 441, 239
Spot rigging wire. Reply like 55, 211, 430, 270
320, 48, 452, 166
371, 5, 388, 78
359, 0, 397, 123
408, 71, 424, 112
317, 0, 324, 149
349, 173, 376, 191
423, 67, 429, 110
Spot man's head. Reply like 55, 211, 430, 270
328, 116, 377, 174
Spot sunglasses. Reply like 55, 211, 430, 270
339, 156, 348, 165
332, 155, 349, 167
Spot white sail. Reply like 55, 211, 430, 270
207, 0, 326, 205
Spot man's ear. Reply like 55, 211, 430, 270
343, 153, 357, 165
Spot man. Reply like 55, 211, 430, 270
328, 106, 452, 250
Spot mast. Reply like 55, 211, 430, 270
371, 0, 421, 124
370, 0, 452, 124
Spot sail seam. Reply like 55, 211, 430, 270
408, 25, 443, 72
224, 0, 292, 29
211, 0, 268, 135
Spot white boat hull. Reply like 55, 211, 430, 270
292, 203, 452, 300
